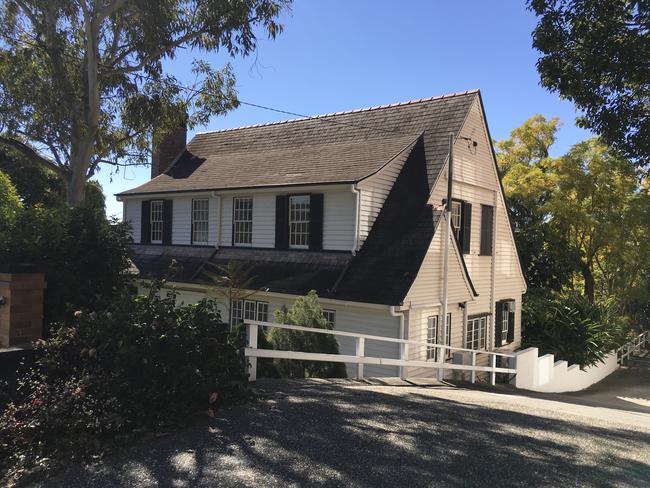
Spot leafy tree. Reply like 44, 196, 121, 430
547, 139, 648, 302
270, 291, 347, 379
496, 115, 581, 291
0, 170, 21, 227
529, 0, 650, 168
0, 0, 289, 203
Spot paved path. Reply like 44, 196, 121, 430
42, 378, 650, 488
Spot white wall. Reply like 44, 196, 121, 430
124, 198, 142, 243
515, 348, 620, 393
357, 142, 413, 247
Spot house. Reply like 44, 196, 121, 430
116, 89, 526, 378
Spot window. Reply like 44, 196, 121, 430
427, 313, 452, 360
426, 315, 439, 360
150, 200, 163, 243
451, 200, 462, 242
323, 309, 336, 328
289, 195, 310, 248
233, 197, 253, 245
466, 315, 487, 350
499, 300, 515, 345
192, 199, 209, 244
230, 299, 268, 326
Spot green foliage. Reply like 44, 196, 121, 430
0, 0, 290, 202
522, 292, 634, 368
529, 0, 650, 168
269, 291, 347, 379
0, 281, 247, 484
0, 169, 21, 229
0, 205, 132, 331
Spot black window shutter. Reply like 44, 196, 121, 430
309, 193, 324, 251
141, 200, 151, 244
162, 199, 173, 245
461, 201, 472, 254
507, 301, 516, 344
275, 195, 289, 249
494, 301, 503, 347
480, 205, 494, 256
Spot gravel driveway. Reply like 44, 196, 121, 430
40, 379, 650, 488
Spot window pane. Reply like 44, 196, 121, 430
323, 309, 336, 328
289, 195, 310, 248
451, 201, 462, 241
230, 299, 243, 327
150, 200, 163, 243
192, 199, 209, 244
233, 197, 253, 245
427, 316, 438, 360
257, 302, 269, 322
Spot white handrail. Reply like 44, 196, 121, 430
616, 330, 649, 364
245, 320, 516, 358
243, 320, 516, 384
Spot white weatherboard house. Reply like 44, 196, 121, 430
117, 90, 527, 379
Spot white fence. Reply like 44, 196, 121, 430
515, 331, 649, 393
244, 320, 516, 385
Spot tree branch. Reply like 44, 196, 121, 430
0, 135, 70, 178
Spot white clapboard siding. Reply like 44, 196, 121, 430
219, 196, 234, 247
323, 191, 356, 251
404, 223, 475, 308
173, 289, 401, 378
357, 144, 412, 247
124, 199, 142, 243
252, 193, 276, 248
172, 197, 192, 245
208, 197, 219, 246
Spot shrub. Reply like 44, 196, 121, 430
0, 204, 132, 332
0, 281, 248, 485
522, 292, 634, 367
269, 291, 347, 378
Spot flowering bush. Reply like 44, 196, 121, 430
0, 280, 248, 485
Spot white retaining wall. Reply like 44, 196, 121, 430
514, 347, 619, 393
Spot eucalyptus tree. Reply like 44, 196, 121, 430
0, 0, 289, 203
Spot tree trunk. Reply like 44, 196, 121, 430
580, 261, 595, 303
66, 165, 87, 204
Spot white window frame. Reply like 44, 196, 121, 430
150, 200, 163, 244
192, 198, 209, 245
426, 315, 438, 360
289, 195, 310, 249
465, 316, 487, 350
323, 309, 336, 328
451, 200, 462, 242
233, 197, 253, 246
230, 299, 268, 326
501, 301, 514, 344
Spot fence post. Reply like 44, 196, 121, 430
471, 352, 477, 384
356, 337, 365, 380
490, 354, 496, 386
436, 346, 445, 381
248, 323, 258, 382
400, 343, 409, 380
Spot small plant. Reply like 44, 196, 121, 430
269, 291, 347, 379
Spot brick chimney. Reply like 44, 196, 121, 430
151, 121, 187, 178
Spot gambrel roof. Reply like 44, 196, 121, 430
128, 90, 484, 305
118, 90, 478, 196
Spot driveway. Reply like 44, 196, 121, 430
42, 378, 650, 488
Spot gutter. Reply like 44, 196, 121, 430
351, 183, 361, 254
390, 306, 408, 379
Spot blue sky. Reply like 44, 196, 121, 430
99, 0, 592, 218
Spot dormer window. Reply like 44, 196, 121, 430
233, 197, 253, 246
289, 195, 310, 249
150, 200, 163, 243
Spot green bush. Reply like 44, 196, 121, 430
522, 293, 634, 367
0, 281, 248, 484
269, 291, 347, 379
0, 204, 132, 332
